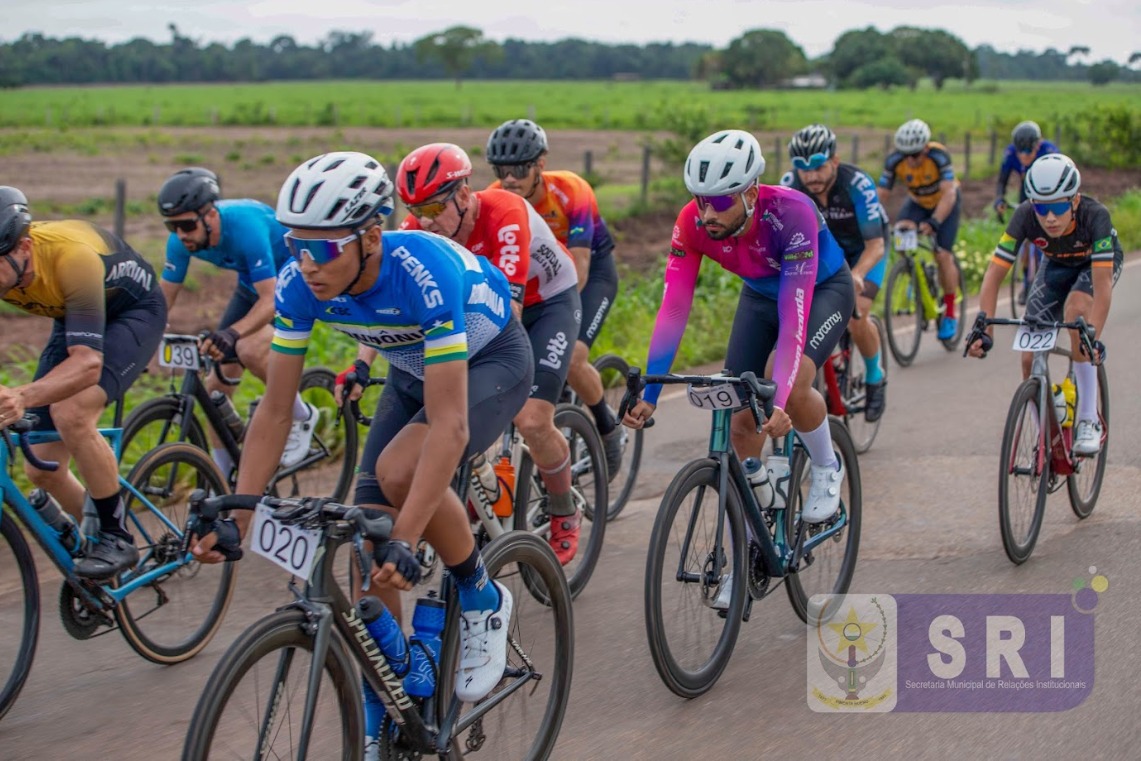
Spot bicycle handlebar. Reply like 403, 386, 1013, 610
2, 417, 61, 472
963, 311, 1101, 363
618, 367, 777, 432
341, 371, 387, 427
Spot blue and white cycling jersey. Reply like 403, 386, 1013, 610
272, 230, 513, 379
162, 199, 291, 293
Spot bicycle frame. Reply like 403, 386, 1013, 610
895, 247, 942, 321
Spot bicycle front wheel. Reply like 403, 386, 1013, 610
436, 531, 574, 760
514, 404, 607, 600
1068, 362, 1110, 518
593, 353, 644, 520
0, 509, 40, 721
884, 258, 922, 367
182, 608, 362, 761
116, 443, 236, 664
644, 458, 747, 698
785, 417, 862, 623
998, 378, 1050, 564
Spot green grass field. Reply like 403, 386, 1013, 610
2, 79, 1137, 133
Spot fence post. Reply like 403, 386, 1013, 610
964, 132, 971, 178
584, 150, 593, 178
114, 179, 126, 240
884, 133, 892, 156
640, 145, 651, 206
386, 166, 399, 230
1054, 125, 1062, 150
988, 129, 997, 166
851, 134, 860, 164
773, 136, 782, 179
938, 132, 947, 146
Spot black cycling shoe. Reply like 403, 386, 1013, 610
73, 531, 139, 579
601, 427, 624, 482
864, 380, 887, 423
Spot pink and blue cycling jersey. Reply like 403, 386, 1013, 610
644, 185, 846, 409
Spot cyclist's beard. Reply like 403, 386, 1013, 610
804, 167, 837, 196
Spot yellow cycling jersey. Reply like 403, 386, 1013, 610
878, 142, 959, 210
2, 220, 158, 350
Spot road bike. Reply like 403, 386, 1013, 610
122, 333, 356, 500
964, 313, 1108, 564
883, 223, 967, 366
181, 488, 573, 760
620, 368, 861, 698
1, 415, 234, 721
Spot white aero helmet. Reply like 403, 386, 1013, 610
1023, 153, 1081, 202
894, 119, 931, 154
684, 130, 765, 195
277, 152, 395, 230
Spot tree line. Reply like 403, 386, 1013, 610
0, 24, 1136, 89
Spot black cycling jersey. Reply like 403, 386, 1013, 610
787, 163, 888, 261
995, 197, 1121, 270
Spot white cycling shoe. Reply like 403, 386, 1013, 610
280, 403, 319, 468
802, 458, 845, 524
1073, 419, 1103, 456
456, 581, 513, 702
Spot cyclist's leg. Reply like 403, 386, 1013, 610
933, 191, 963, 317
724, 283, 779, 461
1018, 257, 1070, 379
22, 322, 85, 511
204, 287, 257, 473
517, 289, 582, 562
847, 255, 884, 364
1067, 251, 1120, 453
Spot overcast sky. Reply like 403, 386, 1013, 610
8, 0, 1140, 63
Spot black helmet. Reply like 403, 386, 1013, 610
486, 119, 548, 165
0, 186, 32, 256
1012, 121, 1042, 153
158, 168, 221, 217
788, 124, 837, 160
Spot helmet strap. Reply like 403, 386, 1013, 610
2, 250, 27, 289
730, 189, 758, 238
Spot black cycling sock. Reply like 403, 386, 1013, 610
589, 399, 617, 436
447, 546, 481, 581
92, 493, 131, 541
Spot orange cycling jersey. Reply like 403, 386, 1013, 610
489, 170, 615, 259
878, 142, 959, 210
2, 220, 159, 351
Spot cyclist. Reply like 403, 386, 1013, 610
878, 118, 963, 340
622, 130, 855, 528
393, 142, 587, 566
786, 124, 889, 421
993, 121, 1059, 305
190, 152, 531, 715
157, 168, 317, 473
967, 154, 1120, 456
485, 119, 625, 479
0, 186, 165, 578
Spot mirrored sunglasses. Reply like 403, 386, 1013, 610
492, 162, 536, 180
282, 229, 364, 264
1032, 200, 1072, 217
407, 188, 459, 220
694, 194, 738, 213
791, 152, 830, 171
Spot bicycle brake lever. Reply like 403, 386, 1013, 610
354, 534, 372, 592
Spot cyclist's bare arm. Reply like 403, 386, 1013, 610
570, 245, 590, 291
926, 179, 958, 233
852, 237, 885, 283
235, 350, 305, 518
1088, 266, 1113, 341
160, 280, 182, 325
228, 277, 277, 338
0, 345, 102, 419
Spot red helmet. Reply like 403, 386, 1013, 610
396, 143, 472, 205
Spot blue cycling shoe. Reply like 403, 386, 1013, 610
937, 316, 958, 342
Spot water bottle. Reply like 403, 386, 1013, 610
210, 390, 245, 443
404, 593, 447, 698
29, 489, 81, 554
1052, 384, 1067, 425
356, 596, 409, 677
743, 457, 775, 509
1061, 377, 1076, 429
471, 454, 514, 518
765, 453, 791, 510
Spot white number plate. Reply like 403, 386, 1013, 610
158, 338, 200, 370
893, 228, 918, 252
1012, 325, 1060, 353
686, 383, 742, 411
251, 503, 320, 578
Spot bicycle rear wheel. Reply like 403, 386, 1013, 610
119, 396, 209, 475
593, 353, 643, 520
884, 258, 922, 367
270, 367, 359, 503
785, 418, 862, 623
940, 256, 968, 351
644, 458, 747, 698
843, 315, 889, 454
1068, 362, 1109, 518
116, 443, 236, 664
436, 531, 574, 760
998, 378, 1050, 564
514, 404, 607, 600
0, 509, 39, 722
182, 608, 362, 761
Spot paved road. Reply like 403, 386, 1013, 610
3, 258, 1140, 759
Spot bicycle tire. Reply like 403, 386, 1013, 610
592, 353, 643, 520
884, 257, 922, 367
843, 315, 888, 454
181, 608, 363, 761
119, 396, 209, 473
1068, 362, 1110, 519
940, 256, 968, 351
998, 378, 1050, 565
513, 404, 608, 601
785, 417, 862, 623
644, 458, 747, 698
0, 509, 40, 722
116, 443, 236, 664
436, 531, 574, 760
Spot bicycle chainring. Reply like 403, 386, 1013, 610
379, 714, 423, 761
746, 541, 770, 599
58, 581, 113, 640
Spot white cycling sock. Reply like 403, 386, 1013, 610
1073, 362, 1098, 423
797, 418, 838, 470
292, 394, 309, 421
